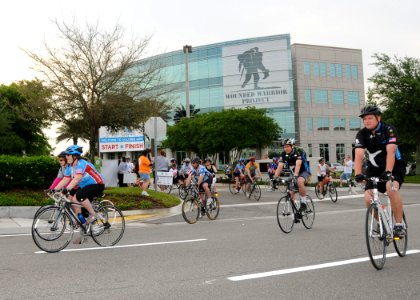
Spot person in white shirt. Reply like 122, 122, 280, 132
340, 155, 354, 187
317, 158, 335, 195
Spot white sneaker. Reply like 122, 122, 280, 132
206, 197, 213, 206
141, 191, 150, 197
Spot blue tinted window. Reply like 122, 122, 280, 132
333, 118, 345, 130
330, 64, 335, 77
304, 61, 310, 75
336, 64, 342, 77
313, 62, 319, 76
305, 89, 311, 104
350, 118, 361, 130
332, 90, 344, 104
346, 64, 351, 78
315, 89, 328, 104
306, 118, 313, 132
351, 65, 358, 79
348, 91, 360, 105
317, 117, 329, 130
320, 63, 326, 77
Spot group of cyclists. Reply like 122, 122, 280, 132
47, 103, 407, 241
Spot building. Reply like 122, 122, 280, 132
140, 34, 364, 164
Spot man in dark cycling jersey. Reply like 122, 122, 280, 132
354, 105, 406, 237
274, 138, 311, 211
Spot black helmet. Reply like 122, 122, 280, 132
57, 151, 67, 158
359, 105, 381, 118
192, 157, 201, 164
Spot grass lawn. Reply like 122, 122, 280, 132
404, 175, 420, 184
0, 187, 181, 210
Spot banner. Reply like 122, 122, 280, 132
156, 171, 173, 185
99, 127, 145, 153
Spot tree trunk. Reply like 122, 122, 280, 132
89, 127, 99, 159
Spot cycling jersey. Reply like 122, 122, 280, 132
64, 159, 105, 188
355, 121, 405, 175
279, 147, 311, 174
317, 164, 327, 177
234, 163, 245, 174
181, 163, 193, 177
245, 162, 260, 176
189, 165, 213, 182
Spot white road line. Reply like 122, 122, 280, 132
228, 249, 420, 281
34, 238, 207, 254
0, 233, 32, 238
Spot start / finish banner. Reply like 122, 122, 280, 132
99, 127, 145, 153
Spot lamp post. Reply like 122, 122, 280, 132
183, 45, 192, 118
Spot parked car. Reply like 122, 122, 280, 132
330, 162, 344, 172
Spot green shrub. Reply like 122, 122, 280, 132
0, 155, 58, 191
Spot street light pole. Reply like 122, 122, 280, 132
183, 45, 192, 118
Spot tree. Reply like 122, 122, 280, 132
367, 53, 420, 175
25, 20, 172, 156
0, 82, 52, 155
56, 119, 89, 145
173, 104, 200, 123
163, 107, 281, 163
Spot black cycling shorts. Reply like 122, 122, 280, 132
365, 165, 405, 193
198, 177, 213, 192
74, 184, 105, 202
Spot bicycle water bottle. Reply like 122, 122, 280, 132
77, 212, 86, 224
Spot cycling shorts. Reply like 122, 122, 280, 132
74, 184, 105, 202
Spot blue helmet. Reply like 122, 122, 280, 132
64, 145, 83, 156
239, 158, 245, 162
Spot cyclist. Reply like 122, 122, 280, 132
49, 151, 70, 191
185, 157, 214, 214
233, 158, 246, 193
317, 158, 335, 197
169, 158, 180, 185
54, 145, 105, 228
179, 158, 192, 187
354, 105, 406, 237
268, 157, 279, 191
204, 157, 218, 192
274, 138, 311, 211
245, 156, 262, 197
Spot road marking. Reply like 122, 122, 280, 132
0, 233, 32, 238
228, 249, 420, 281
34, 238, 207, 254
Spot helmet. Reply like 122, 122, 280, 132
359, 105, 381, 118
204, 157, 212, 163
170, 158, 176, 162
284, 138, 295, 146
239, 157, 245, 162
184, 157, 191, 162
192, 157, 201, 164
64, 145, 83, 156
57, 151, 67, 158
248, 156, 256, 162
272, 157, 279, 161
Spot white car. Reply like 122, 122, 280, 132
330, 162, 344, 172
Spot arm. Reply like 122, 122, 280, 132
354, 148, 365, 175
294, 159, 302, 176
53, 177, 71, 190
385, 144, 397, 172
274, 162, 284, 177
66, 174, 83, 190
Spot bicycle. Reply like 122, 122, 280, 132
181, 185, 220, 224
364, 176, 407, 270
276, 172, 315, 233
246, 178, 261, 201
229, 175, 247, 195
315, 174, 338, 202
267, 172, 289, 193
32, 192, 125, 253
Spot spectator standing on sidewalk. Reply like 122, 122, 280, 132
118, 157, 128, 187
340, 155, 354, 187
138, 149, 152, 196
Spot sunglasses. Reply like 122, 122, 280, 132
59, 159, 65, 162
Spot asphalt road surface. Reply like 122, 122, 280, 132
1, 184, 420, 299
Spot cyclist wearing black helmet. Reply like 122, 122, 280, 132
49, 151, 70, 191
354, 105, 406, 237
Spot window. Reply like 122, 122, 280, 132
348, 91, 360, 105
332, 90, 344, 104
305, 89, 311, 104
315, 89, 328, 104
351, 65, 358, 79
304, 61, 310, 75
346, 64, 351, 78
306, 117, 313, 132
320, 144, 329, 162
333, 118, 345, 131
320, 63, 326, 77
330, 64, 335, 77
307, 143, 313, 157
317, 117, 329, 130
336, 64, 342, 77
313, 62, 319, 76
336, 144, 345, 162
350, 118, 361, 131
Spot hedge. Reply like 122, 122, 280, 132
0, 155, 58, 191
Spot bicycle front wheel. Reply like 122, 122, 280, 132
182, 199, 200, 224
252, 184, 261, 201
206, 197, 220, 220
229, 181, 237, 194
329, 184, 338, 203
366, 203, 386, 270
393, 212, 407, 257
179, 186, 189, 200
91, 204, 125, 247
277, 196, 294, 233
314, 183, 323, 199
32, 207, 74, 253
301, 196, 315, 229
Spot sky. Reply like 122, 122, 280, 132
1, 0, 419, 153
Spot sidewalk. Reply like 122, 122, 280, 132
0, 204, 182, 235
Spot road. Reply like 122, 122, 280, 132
1, 184, 420, 299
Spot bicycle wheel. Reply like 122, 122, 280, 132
32, 207, 74, 253
179, 186, 189, 200
252, 184, 261, 201
277, 179, 287, 193
229, 181, 237, 194
329, 184, 338, 203
91, 204, 125, 247
393, 212, 407, 257
182, 199, 200, 224
206, 197, 220, 220
277, 196, 294, 233
264, 178, 272, 191
365, 203, 386, 270
301, 196, 315, 229
314, 183, 323, 199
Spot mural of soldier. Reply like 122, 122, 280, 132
238, 47, 269, 89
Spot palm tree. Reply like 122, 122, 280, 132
173, 104, 200, 123
56, 119, 89, 145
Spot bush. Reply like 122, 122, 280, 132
0, 155, 58, 191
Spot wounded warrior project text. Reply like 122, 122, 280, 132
226, 88, 288, 104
